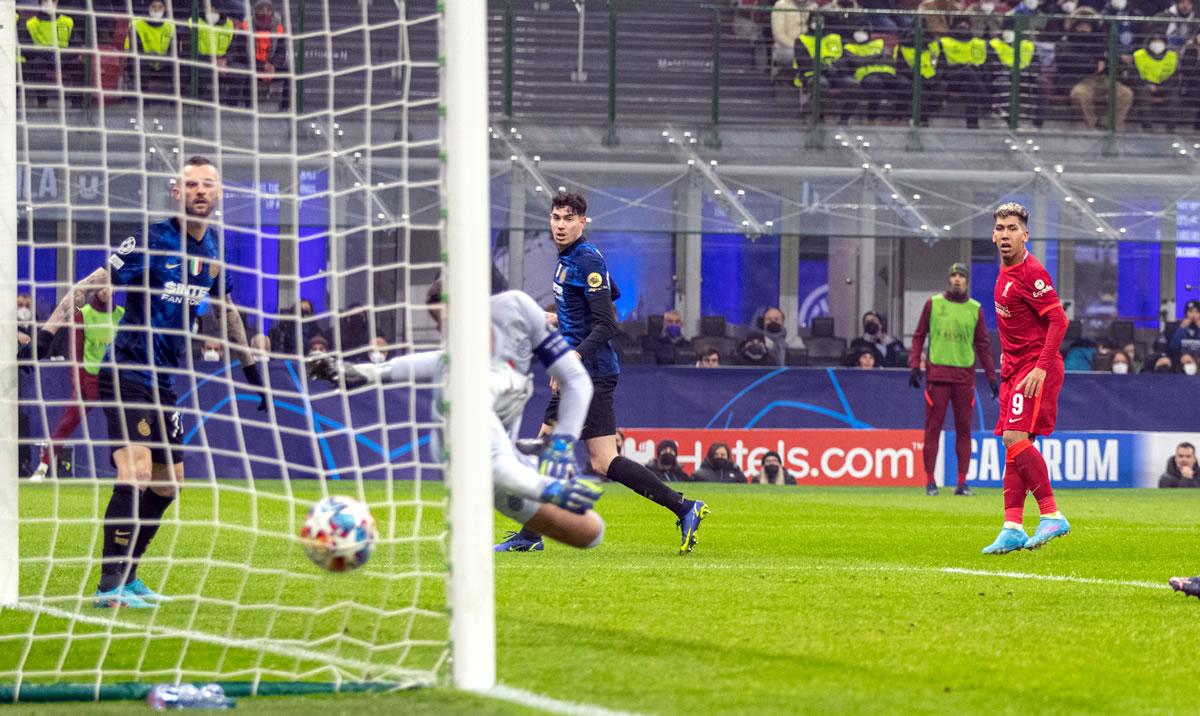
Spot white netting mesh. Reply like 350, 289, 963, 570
6, 0, 450, 693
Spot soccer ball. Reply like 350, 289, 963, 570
300, 496, 377, 572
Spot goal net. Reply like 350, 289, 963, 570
1, 0, 492, 700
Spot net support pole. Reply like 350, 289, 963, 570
442, 0, 495, 692
0, 0, 18, 607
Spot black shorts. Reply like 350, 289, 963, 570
542, 374, 617, 441
99, 371, 185, 467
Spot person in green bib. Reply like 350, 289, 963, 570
31, 287, 124, 482
124, 0, 176, 96
908, 263, 998, 497
1130, 31, 1182, 131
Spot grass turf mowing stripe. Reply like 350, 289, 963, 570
5, 600, 435, 686
484, 684, 643, 716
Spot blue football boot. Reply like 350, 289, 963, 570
981, 527, 1029, 555
1024, 516, 1070, 550
493, 531, 544, 552
677, 500, 711, 555
93, 586, 155, 609
124, 579, 166, 603
1169, 576, 1200, 598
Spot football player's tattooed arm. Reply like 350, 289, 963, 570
42, 267, 110, 335
223, 302, 255, 365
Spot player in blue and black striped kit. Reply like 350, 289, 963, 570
495, 192, 710, 555
38, 156, 267, 608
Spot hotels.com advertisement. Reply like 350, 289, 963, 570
620, 429, 926, 487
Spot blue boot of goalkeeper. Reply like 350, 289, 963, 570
1024, 516, 1070, 550
981, 527, 1029, 555
93, 586, 156, 609
494, 531, 544, 553
676, 500, 710, 556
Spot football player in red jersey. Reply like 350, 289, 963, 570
982, 202, 1072, 554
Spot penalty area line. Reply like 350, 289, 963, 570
939, 567, 1168, 590
481, 684, 643, 716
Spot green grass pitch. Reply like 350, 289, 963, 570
4, 481, 1200, 714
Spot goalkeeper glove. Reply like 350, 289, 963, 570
909, 369, 921, 389
35, 329, 56, 360
537, 433, 578, 480
242, 362, 268, 412
988, 377, 1000, 400
540, 477, 603, 515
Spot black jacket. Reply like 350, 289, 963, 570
693, 458, 746, 483
646, 459, 692, 482
1159, 457, 1199, 488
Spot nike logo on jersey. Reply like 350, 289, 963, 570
166, 262, 181, 269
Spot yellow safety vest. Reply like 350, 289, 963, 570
191, 17, 234, 57
793, 33, 843, 87
895, 43, 938, 78
939, 36, 987, 66
26, 14, 73, 48
1133, 48, 1178, 84
988, 38, 1034, 70
844, 39, 896, 82
125, 18, 174, 56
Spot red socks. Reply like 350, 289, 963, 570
1002, 456, 1025, 524
1008, 439, 1058, 518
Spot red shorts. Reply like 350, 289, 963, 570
994, 361, 1064, 438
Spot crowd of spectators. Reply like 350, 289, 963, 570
639, 440, 799, 483
1062, 298, 1200, 374
764, 0, 1200, 130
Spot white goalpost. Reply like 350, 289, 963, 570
0, 0, 493, 701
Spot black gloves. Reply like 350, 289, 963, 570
242, 363, 269, 411
909, 369, 921, 389
988, 377, 1000, 400
35, 329, 56, 359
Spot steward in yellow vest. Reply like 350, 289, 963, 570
1130, 35, 1182, 131
938, 22, 988, 128
837, 29, 895, 122
187, 6, 244, 105
792, 30, 843, 89
124, 0, 176, 93
17, 0, 83, 107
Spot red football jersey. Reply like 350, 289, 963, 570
993, 251, 1062, 378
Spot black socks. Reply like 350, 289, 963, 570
127, 489, 176, 583
98, 484, 175, 591
606, 456, 690, 518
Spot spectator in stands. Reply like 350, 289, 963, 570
1109, 350, 1132, 374
850, 347, 878, 368
916, 0, 958, 39
307, 334, 329, 356
1101, 0, 1137, 55
1121, 341, 1143, 372
1180, 352, 1198, 375
692, 442, 746, 483
201, 338, 223, 362
1061, 7, 1133, 130
838, 26, 897, 122
125, 0, 176, 96
734, 330, 776, 367
760, 306, 804, 364
235, 0, 289, 110
860, 0, 902, 33
1130, 31, 1183, 130
697, 347, 721, 367
1157, 0, 1195, 49
1170, 299, 1200, 357
771, 0, 810, 72
851, 311, 906, 367
940, 17, 990, 127
749, 450, 797, 485
893, 25, 941, 122
17, 293, 34, 340
1007, 0, 1052, 36
644, 309, 693, 365
967, 0, 1004, 39
18, 0, 85, 108
1063, 336, 1097, 371
1158, 441, 1197, 487
1148, 352, 1175, 372
191, 0, 240, 105
646, 439, 691, 482
367, 335, 390, 364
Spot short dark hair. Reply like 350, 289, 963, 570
701, 347, 720, 359
1179, 442, 1196, 453
994, 202, 1030, 225
551, 192, 587, 216
185, 155, 214, 169
425, 278, 443, 306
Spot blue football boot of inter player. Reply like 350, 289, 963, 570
676, 500, 710, 555
124, 578, 166, 603
981, 527, 1029, 555
1024, 516, 1070, 550
493, 531, 544, 552
93, 586, 156, 609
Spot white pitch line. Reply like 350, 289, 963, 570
3, 600, 434, 686
482, 684, 643, 716
939, 567, 1169, 590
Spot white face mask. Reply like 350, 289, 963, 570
203, 350, 220, 362
1002, 29, 1016, 43
1061, 0, 1077, 12
17, 307, 32, 322
206, 9, 221, 23
149, 8, 164, 19
1024, 0, 1039, 9
980, 1, 996, 11
369, 351, 386, 364
1111, 362, 1129, 375
1150, 40, 1167, 54
853, 30, 869, 43
1111, 0, 1127, 8
40, 1, 55, 13
1185, 362, 1198, 376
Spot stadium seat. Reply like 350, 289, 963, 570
645, 314, 663, 338
620, 318, 648, 339
806, 337, 846, 367
786, 348, 808, 367
700, 315, 729, 338
1109, 320, 1135, 346
810, 316, 835, 338
1091, 352, 1114, 373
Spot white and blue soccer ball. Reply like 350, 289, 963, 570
300, 496, 377, 572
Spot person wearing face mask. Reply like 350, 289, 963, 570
968, 0, 1004, 39
1156, 0, 1195, 49
1180, 352, 1199, 375
18, 0, 83, 108
1169, 299, 1200, 357
734, 330, 776, 367
188, 1, 240, 105
1146, 352, 1176, 372
750, 451, 797, 485
939, 18, 989, 127
30, 287, 125, 482
124, 0, 175, 96
366, 335, 390, 365
1060, 7, 1133, 130
1109, 350, 1132, 374
1130, 31, 1182, 130
643, 309, 694, 365
792, 14, 845, 112
233, 0, 290, 111
692, 443, 746, 483
17, 293, 35, 339
850, 310, 906, 367
756, 306, 804, 366
838, 27, 898, 122
645, 439, 692, 483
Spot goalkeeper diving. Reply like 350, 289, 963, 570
310, 282, 605, 549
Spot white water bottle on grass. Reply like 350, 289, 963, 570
147, 683, 234, 710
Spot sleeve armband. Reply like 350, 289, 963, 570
534, 330, 572, 368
